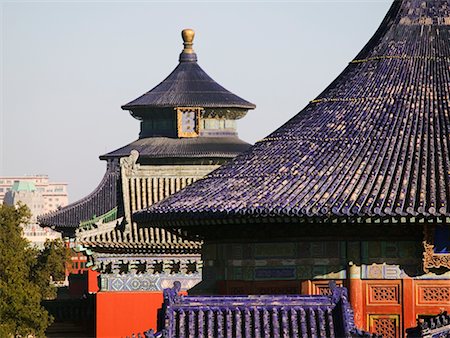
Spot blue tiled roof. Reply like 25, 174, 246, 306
38, 164, 123, 229
406, 312, 450, 337
100, 137, 251, 160
122, 36, 256, 111
141, 282, 378, 338
135, 0, 450, 225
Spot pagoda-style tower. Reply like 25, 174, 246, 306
136, 2, 450, 337
38, 29, 255, 337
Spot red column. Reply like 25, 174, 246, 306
349, 263, 364, 329
402, 278, 415, 335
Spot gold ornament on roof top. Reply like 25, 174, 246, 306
182, 29, 195, 54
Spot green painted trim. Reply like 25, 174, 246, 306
79, 207, 118, 230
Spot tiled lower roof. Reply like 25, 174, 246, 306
135, 0, 450, 225
100, 137, 251, 161
38, 165, 123, 229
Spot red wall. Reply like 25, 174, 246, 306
87, 269, 99, 294
96, 291, 163, 338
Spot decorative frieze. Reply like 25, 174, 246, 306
95, 256, 202, 277
100, 274, 201, 292
97, 255, 202, 292
254, 243, 295, 258
362, 264, 408, 279
254, 267, 296, 280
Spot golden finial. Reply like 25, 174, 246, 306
182, 29, 195, 54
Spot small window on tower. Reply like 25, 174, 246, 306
204, 119, 220, 129
225, 120, 236, 129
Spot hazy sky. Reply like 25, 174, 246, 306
1, 0, 393, 202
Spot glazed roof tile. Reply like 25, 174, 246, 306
100, 137, 251, 160
135, 0, 450, 224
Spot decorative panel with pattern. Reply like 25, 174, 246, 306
369, 315, 400, 338
418, 286, 450, 304
368, 285, 400, 304
311, 280, 344, 296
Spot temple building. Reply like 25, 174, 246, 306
38, 29, 255, 337
136, 1, 450, 337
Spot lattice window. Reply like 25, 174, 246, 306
369, 315, 399, 338
311, 280, 344, 296
373, 318, 396, 338
368, 284, 399, 304
372, 286, 397, 301
422, 287, 450, 302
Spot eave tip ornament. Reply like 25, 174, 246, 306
180, 28, 197, 62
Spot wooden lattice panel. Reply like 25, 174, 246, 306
368, 285, 400, 304
369, 315, 400, 338
418, 286, 450, 304
311, 280, 344, 296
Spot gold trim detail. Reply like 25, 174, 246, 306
423, 224, 450, 273
182, 29, 195, 54
176, 107, 202, 138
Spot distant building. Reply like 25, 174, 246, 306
0, 175, 68, 214
21, 224, 62, 250
2, 176, 68, 249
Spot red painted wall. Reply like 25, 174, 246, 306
96, 291, 163, 338
87, 269, 100, 294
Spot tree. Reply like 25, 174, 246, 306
0, 203, 49, 337
32, 239, 71, 300
0, 203, 70, 337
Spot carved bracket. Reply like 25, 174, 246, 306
120, 150, 140, 176
423, 224, 450, 273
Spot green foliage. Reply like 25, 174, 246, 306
0, 203, 70, 337
32, 239, 71, 300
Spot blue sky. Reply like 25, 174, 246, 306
1, 0, 392, 202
